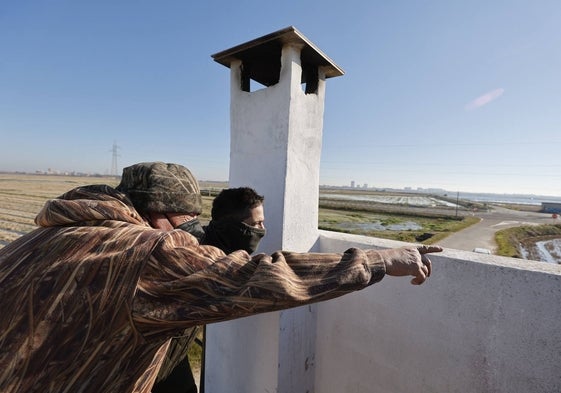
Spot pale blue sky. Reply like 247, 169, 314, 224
1, 1, 560, 196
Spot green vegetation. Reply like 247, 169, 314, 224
319, 207, 479, 244
187, 331, 204, 375
495, 224, 561, 258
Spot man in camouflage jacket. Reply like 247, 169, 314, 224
0, 162, 440, 393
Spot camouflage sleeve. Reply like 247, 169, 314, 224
132, 230, 386, 337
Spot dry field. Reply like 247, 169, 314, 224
0, 174, 120, 247
0, 173, 222, 249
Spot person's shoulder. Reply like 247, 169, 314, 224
60, 184, 131, 204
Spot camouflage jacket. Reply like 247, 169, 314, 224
0, 185, 386, 393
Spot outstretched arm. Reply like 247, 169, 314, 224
133, 230, 442, 336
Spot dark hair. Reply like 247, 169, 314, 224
211, 187, 264, 221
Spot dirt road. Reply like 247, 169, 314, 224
437, 206, 555, 253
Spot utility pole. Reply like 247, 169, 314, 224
110, 141, 120, 176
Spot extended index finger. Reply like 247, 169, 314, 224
417, 245, 443, 254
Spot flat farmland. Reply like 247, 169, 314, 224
0, 173, 224, 248
0, 174, 120, 247
1, 173, 479, 249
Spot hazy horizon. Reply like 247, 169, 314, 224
3, 169, 561, 200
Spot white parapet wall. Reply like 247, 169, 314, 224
315, 230, 561, 393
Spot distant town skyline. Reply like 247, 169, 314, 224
1, 1, 560, 196
5, 168, 561, 202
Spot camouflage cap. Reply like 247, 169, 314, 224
116, 162, 202, 214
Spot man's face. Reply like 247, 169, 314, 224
165, 212, 199, 229
242, 204, 265, 229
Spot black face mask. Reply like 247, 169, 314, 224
202, 219, 266, 255
176, 218, 205, 242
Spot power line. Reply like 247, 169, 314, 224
109, 141, 120, 176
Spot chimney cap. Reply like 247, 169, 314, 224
211, 26, 344, 87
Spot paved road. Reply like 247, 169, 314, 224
437, 206, 556, 253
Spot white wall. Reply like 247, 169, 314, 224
315, 230, 561, 393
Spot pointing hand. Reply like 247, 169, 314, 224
383, 245, 443, 285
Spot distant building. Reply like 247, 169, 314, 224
350, 181, 355, 188
542, 202, 561, 214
